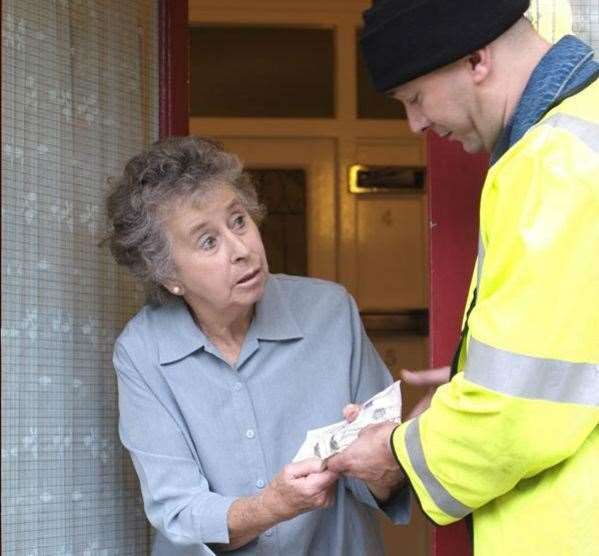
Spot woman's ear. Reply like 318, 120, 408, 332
162, 279, 184, 296
467, 47, 492, 84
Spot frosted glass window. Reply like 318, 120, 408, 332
1, 1, 157, 552
527, 0, 599, 55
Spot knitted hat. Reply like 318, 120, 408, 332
361, 0, 530, 92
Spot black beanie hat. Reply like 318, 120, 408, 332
361, 0, 530, 92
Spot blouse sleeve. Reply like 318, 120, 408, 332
114, 341, 237, 551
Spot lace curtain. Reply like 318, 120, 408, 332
527, 0, 599, 54
2, 1, 157, 552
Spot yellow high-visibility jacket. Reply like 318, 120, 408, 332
392, 78, 599, 555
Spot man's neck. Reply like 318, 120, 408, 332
500, 36, 551, 131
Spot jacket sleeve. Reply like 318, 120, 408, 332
114, 341, 236, 551
390, 119, 599, 525
344, 293, 411, 524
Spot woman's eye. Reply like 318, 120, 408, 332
199, 236, 217, 251
232, 214, 246, 229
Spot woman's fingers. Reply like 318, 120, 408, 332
342, 403, 362, 423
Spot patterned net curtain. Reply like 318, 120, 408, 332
2, 1, 157, 553
526, 0, 599, 55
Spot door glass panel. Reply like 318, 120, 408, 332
249, 169, 307, 276
190, 26, 335, 118
356, 30, 406, 119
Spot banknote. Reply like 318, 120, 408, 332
293, 381, 402, 462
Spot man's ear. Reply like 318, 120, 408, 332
467, 47, 491, 84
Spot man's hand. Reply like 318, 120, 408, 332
260, 458, 339, 521
401, 366, 450, 421
327, 421, 403, 498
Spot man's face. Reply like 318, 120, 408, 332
390, 61, 488, 154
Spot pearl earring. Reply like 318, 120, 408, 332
173, 286, 181, 295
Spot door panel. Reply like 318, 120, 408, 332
357, 197, 428, 310
220, 137, 337, 281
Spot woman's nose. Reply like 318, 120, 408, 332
228, 232, 250, 261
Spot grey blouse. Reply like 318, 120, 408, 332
114, 274, 410, 555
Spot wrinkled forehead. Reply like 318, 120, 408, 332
187, 180, 237, 207
157, 180, 237, 220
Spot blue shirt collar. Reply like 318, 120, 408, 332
157, 274, 303, 364
491, 35, 598, 164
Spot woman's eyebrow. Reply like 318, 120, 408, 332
187, 220, 208, 238
226, 198, 243, 211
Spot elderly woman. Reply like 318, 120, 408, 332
106, 136, 409, 555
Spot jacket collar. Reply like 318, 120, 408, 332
491, 35, 598, 164
157, 274, 303, 365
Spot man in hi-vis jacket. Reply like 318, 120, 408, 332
328, 1, 599, 555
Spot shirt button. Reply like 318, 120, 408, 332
264, 530, 272, 537
234, 382, 242, 391
246, 429, 255, 439
256, 479, 265, 488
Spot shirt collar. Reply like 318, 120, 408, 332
491, 35, 596, 164
157, 274, 303, 365
251, 275, 304, 342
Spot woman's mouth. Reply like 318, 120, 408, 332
236, 268, 261, 286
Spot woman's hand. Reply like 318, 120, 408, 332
260, 458, 339, 521
224, 458, 338, 550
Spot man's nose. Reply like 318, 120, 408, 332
405, 106, 430, 135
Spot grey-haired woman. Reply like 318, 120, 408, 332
106, 136, 408, 555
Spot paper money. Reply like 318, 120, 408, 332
293, 381, 402, 462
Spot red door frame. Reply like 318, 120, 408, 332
427, 133, 488, 556
158, 0, 189, 138
157, 4, 488, 554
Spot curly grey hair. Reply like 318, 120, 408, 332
105, 136, 266, 305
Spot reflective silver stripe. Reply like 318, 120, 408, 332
476, 235, 485, 289
405, 419, 472, 519
542, 113, 599, 153
465, 338, 599, 406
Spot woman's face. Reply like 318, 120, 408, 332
162, 184, 269, 320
